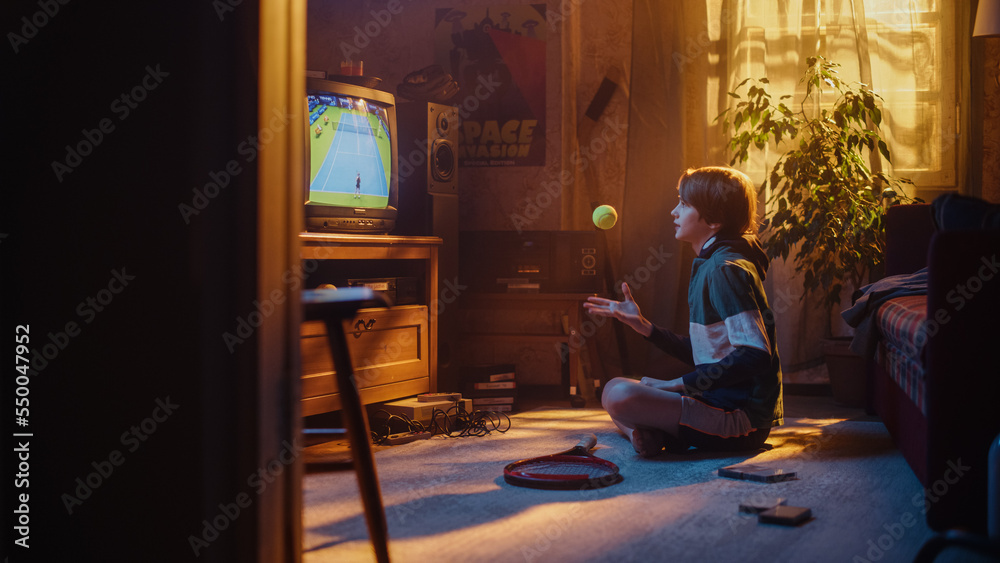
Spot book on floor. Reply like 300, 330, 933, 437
718, 464, 797, 483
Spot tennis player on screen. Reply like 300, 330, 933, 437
584, 167, 783, 457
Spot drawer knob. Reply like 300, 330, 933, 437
352, 318, 376, 338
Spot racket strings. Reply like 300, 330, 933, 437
512, 459, 616, 478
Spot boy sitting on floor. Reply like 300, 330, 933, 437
584, 166, 783, 457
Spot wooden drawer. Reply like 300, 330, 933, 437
300, 305, 429, 415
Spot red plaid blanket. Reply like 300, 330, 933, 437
875, 295, 928, 415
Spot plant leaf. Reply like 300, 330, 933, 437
878, 140, 890, 162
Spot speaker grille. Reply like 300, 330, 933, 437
431, 139, 455, 183
435, 110, 453, 137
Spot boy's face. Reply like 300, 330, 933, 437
671, 198, 719, 248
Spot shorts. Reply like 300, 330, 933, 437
675, 395, 770, 452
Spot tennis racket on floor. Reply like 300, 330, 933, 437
503, 433, 622, 490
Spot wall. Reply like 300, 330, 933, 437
306, 0, 632, 232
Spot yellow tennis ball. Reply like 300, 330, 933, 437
592, 205, 618, 230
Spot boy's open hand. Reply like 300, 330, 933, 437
583, 282, 652, 337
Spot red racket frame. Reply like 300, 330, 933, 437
503, 434, 622, 490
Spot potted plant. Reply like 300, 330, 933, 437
716, 56, 918, 406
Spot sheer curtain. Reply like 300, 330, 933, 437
623, 0, 966, 382
719, 0, 960, 196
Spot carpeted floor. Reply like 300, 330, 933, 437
303, 404, 935, 562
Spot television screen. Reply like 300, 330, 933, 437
304, 78, 398, 233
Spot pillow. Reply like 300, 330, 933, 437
930, 193, 1000, 231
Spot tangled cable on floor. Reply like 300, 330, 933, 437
369, 401, 511, 445
430, 403, 511, 438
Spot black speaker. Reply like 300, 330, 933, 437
394, 102, 461, 390
394, 102, 458, 235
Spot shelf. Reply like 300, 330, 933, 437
299, 233, 441, 415
458, 292, 595, 394
300, 233, 441, 260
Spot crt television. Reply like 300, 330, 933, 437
303, 77, 398, 234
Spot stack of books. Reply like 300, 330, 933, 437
462, 363, 517, 413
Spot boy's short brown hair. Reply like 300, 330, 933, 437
677, 166, 758, 238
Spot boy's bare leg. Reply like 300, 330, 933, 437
602, 377, 684, 457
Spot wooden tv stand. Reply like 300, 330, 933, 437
299, 233, 440, 416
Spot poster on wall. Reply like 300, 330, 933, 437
434, 5, 546, 167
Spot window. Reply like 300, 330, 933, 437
720, 0, 958, 192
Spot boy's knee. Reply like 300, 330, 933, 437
601, 377, 630, 410
602, 377, 643, 415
